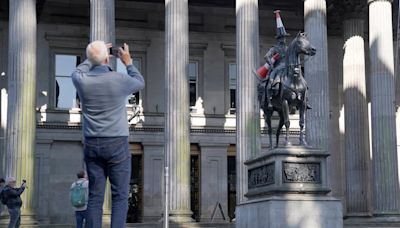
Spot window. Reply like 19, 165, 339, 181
55, 54, 81, 109
188, 61, 199, 107
228, 63, 236, 112
117, 58, 142, 105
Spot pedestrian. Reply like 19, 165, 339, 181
1, 177, 26, 228
0, 178, 5, 216
70, 171, 89, 228
72, 40, 144, 228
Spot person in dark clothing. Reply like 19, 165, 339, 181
0, 178, 5, 216
2, 177, 26, 228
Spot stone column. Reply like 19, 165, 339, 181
343, 16, 372, 216
90, 0, 116, 68
235, 0, 260, 204
368, 0, 400, 215
6, 0, 37, 216
89, 0, 116, 218
0, 22, 8, 178
396, 0, 400, 108
142, 143, 164, 222
164, 0, 192, 222
199, 144, 228, 222
304, 0, 330, 150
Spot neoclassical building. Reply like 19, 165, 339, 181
0, 0, 400, 227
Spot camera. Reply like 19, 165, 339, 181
128, 95, 137, 105
109, 46, 124, 56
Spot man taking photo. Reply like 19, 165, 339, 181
1, 177, 26, 228
72, 41, 144, 228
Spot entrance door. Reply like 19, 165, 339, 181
127, 154, 143, 223
227, 156, 236, 221
190, 154, 200, 221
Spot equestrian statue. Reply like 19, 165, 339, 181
256, 10, 316, 149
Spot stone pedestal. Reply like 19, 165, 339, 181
237, 196, 342, 228
236, 146, 343, 228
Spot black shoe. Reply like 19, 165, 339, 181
306, 105, 312, 110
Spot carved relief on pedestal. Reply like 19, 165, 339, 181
248, 163, 275, 189
282, 162, 321, 183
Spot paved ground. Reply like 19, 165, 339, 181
0, 216, 236, 228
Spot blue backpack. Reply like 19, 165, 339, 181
70, 182, 87, 207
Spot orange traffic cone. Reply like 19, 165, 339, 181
256, 53, 280, 79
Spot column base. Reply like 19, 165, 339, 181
102, 214, 111, 226
344, 212, 373, 219
169, 210, 194, 223
236, 195, 343, 228
142, 215, 162, 223
0, 214, 44, 226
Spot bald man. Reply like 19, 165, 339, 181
72, 41, 144, 228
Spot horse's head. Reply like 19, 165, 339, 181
294, 32, 316, 56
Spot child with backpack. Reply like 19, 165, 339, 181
70, 171, 89, 228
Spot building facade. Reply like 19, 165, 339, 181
0, 0, 400, 226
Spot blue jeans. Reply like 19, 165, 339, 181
75, 210, 87, 228
8, 208, 20, 228
84, 136, 131, 228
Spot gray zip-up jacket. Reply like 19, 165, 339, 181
72, 60, 145, 137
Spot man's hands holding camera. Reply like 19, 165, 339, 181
108, 43, 133, 66
118, 43, 133, 66
21, 179, 27, 188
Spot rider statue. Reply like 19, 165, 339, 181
264, 10, 290, 109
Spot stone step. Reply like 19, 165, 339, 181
126, 223, 235, 228
0, 221, 235, 228
344, 216, 400, 228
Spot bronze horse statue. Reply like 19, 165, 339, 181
258, 32, 316, 149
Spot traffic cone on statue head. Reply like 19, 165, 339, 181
274, 10, 290, 39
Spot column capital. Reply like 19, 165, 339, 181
368, 0, 393, 4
